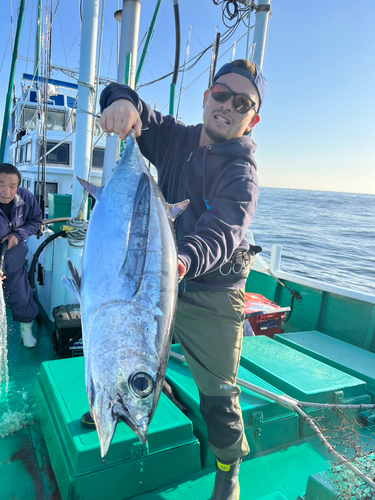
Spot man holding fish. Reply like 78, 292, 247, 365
98, 59, 266, 500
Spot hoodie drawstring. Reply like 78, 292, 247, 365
202, 145, 211, 210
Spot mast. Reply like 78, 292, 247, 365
70, 0, 100, 219
0, 0, 26, 162
251, 0, 272, 69
102, 0, 141, 183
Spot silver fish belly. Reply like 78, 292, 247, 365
63, 131, 189, 458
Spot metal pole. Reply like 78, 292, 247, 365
0, 0, 26, 162
117, 0, 141, 88
102, 0, 141, 183
135, 0, 162, 86
35, 0, 43, 85
252, 0, 271, 69
70, 0, 100, 218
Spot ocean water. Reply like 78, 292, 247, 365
249, 188, 375, 296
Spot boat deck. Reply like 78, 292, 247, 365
0, 312, 373, 500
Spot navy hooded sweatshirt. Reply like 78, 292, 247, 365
100, 83, 259, 290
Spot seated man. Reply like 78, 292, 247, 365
0, 163, 42, 347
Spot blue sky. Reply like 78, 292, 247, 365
1, 0, 374, 194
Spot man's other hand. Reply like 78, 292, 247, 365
99, 99, 142, 140
1, 234, 19, 250
178, 259, 186, 282
0, 270, 5, 282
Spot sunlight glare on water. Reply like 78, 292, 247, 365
0, 285, 35, 437
0, 283, 9, 398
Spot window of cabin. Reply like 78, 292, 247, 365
34, 181, 58, 207
23, 107, 38, 131
19, 144, 25, 163
39, 141, 70, 166
67, 96, 77, 108
92, 148, 104, 169
46, 111, 65, 131
25, 142, 32, 162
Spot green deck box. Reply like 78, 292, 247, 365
47, 194, 92, 233
166, 344, 299, 469
34, 356, 201, 500
240, 336, 371, 438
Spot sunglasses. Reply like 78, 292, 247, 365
210, 82, 257, 114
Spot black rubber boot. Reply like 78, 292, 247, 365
80, 411, 95, 429
211, 458, 241, 500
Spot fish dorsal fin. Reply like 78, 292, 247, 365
77, 177, 104, 201
62, 258, 81, 301
120, 173, 151, 297
166, 199, 190, 221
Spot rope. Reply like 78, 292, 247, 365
64, 216, 89, 248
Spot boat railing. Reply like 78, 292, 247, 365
254, 244, 375, 305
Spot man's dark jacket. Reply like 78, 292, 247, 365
0, 188, 42, 273
100, 83, 259, 290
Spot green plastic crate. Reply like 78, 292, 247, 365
34, 356, 201, 500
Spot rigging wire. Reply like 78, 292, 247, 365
11, 0, 63, 136
0, 33, 12, 73
136, 14, 252, 91
24, 0, 36, 75
9, 0, 14, 56
212, 0, 252, 29
159, 26, 251, 113
58, 9, 70, 80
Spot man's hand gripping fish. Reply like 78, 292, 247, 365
63, 131, 189, 458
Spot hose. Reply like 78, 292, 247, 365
28, 230, 66, 290
0, 242, 7, 274
172, 0, 181, 86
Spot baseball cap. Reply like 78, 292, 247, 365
213, 60, 267, 110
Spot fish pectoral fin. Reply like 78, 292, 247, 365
62, 277, 81, 301
62, 258, 81, 301
166, 199, 190, 221
119, 172, 150, 296
77, 176, 104, 201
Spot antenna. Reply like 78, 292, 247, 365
208, 28, 221, 89
230, 41, 237, 62
176, 24, 192, 120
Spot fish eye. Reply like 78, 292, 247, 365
129, 372, 154, 398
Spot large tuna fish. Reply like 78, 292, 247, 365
63, 131, 189, 458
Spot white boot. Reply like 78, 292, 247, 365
20, 322, 37, 348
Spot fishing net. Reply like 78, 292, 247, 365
247, 387, 375, 500
312, 404, 375, 500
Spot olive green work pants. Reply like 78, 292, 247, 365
173, 288, 250, 463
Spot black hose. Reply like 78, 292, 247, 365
0, 242, 7, 274
28, 231, 66, 290
172, 0, 181, 85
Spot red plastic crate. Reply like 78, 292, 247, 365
243, 293, 290, 338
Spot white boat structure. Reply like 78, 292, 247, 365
5, 74, 105, 211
